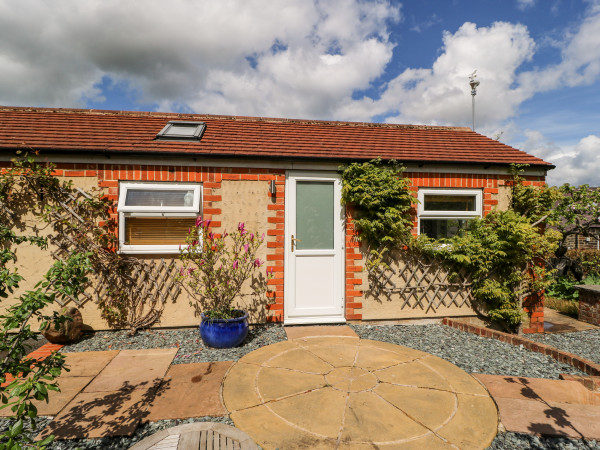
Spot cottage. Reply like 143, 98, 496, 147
0, 107, 553, 330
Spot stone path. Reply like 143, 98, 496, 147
475, 374, 600, 440
223, 335, 498, 449
37, 348, 177, 440
145, 361, 232, 421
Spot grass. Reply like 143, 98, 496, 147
544, 296, 579, 317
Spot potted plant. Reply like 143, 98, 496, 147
178, 217, 272, 348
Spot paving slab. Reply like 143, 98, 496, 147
0, 376, 94, 417
40, 348, 177, 441
475, 374, 600, 440
284, 325, 358, 340
223, 336, 498, 449
474, 374, 600, 406
61, 350, 119, 377
144, 361, 232, 421
494, 397, 600, 439
544, 307, 598, 332
37, 388, 155, 440
84, 348, 178, 392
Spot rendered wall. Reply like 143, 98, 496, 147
4, 161, 547, 329
4, 162, 283, 331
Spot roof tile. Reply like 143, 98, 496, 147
0, 107, 552, 167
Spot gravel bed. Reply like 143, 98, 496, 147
350, 324, 586, 379
527, 329, 600, 365
16, 323, 599, 449
61, 324, 287, 364
489, 432, 599, 449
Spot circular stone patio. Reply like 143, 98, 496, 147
222, 336, 498, 449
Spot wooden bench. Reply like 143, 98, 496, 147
129, 422, 258, 450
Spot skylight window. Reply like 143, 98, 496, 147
156, 121, 206, 141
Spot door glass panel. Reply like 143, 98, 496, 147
296, 181, 334, 250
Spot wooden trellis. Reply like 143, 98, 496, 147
46, 186, 181, 331
368, 251, 475, 314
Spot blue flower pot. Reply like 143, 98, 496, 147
199, 310, 249, 348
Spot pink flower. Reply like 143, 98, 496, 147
208, 232, 215, 240
195, 216, 203, 228
244, 243, 249, 253
261, 233, 265, 240
238, 222, 247, 235
250, 233, 254, 241
204, 219, 212, 228
253, 258, 263, 267
233, 260, 239, 269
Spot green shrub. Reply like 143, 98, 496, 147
566, 249, 600, 278
546, 276, 579, 300
583, 273, 600, 285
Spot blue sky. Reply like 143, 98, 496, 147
0, 0, 598, 186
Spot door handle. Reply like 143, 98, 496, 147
291, 234, 302, 252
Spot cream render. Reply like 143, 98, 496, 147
6, 175, 273, 330
3, 159, 542, 330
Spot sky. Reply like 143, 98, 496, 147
0, 0, 599, 186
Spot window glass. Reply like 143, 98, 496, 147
166, 124, 198, 136
296, 181, 334, 250
423, 195, 476, 212
125, 189, 195, 207
118, 182, 201, 253
420, 218, 471, 240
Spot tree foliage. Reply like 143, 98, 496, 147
551, 184, 600, 251
0, 155, 98, 448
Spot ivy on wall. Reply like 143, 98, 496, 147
340, 159, 560, 332
340, 158, 415, 270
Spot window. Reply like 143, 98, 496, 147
156, 121, 206, 140
418, 189, 482, 239
118, 182, 201, 254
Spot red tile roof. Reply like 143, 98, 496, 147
0, 106, 552, 168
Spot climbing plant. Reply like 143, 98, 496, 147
340, 158, 415, 270
341, 160, 562, 332
0, 154, 100, 448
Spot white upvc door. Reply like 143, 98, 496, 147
284, 171, 345, 324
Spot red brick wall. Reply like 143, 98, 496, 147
578, 287, 600, 326
344, 172, 547, 324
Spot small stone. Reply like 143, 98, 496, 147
41, 307, 83, 344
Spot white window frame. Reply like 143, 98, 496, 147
417, 188, 482, 237
118, 182, 202, 254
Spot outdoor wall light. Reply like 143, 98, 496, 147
269, 180, 276, 197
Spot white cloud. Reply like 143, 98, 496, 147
517, 0, 536, 11
518, 130, 600, 186
0, 0, 400, 118
341, 21, 537, 127
518, 3, 600, 92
